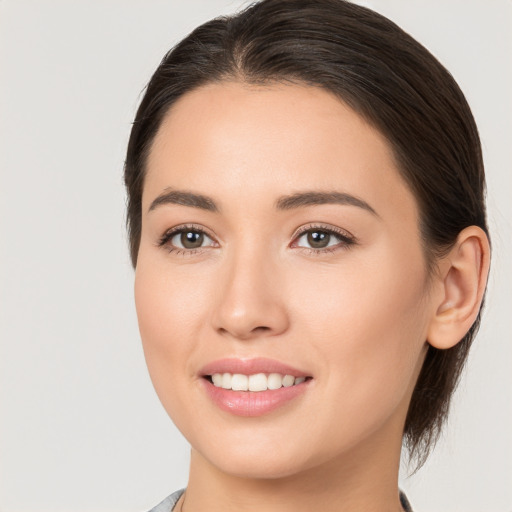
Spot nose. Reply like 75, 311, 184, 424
211, 247, 290, 341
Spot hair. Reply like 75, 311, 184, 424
124, 0, 488, 467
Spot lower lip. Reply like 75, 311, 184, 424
201, 379, 311, 417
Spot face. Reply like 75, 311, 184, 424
135, 82, 434, 479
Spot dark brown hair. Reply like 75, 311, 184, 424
124, 0, 488, 466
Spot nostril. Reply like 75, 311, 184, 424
253, 326, 271, 333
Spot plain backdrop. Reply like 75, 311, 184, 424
0, 1, 511, 511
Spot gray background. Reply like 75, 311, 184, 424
0, 1, 510, 511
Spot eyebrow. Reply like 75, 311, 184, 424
148, 188, 377, 216
275, 191, 378, 216
148, 188, 219, 213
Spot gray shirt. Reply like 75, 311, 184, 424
147, 488, 413, 511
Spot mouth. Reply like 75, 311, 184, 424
199, 358, 313, 416
204, 372, 311, 391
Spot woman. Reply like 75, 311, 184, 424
124, 1, 490, 510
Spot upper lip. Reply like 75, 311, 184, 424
199, 357, 311, 378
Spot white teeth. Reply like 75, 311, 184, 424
212, 373, 223, 387
248, 373, 267, 392
210, 372, 308, 391
231, 374, 249, 391
267, 373, 283, 390
282, 374, 295, 387
221, 373, 232, 389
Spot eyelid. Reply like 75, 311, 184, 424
290, 223, 357, 251
157, 223, 219, 251
292, 223, 355, 240
156, 222, 356, 255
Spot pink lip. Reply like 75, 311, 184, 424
199, 358, 312, 417
199, 357, 310, 378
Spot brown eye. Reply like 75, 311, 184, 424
295, 226, 355, 252
306, 231, 330, 248
160, 227, 216, 252
179, 231, 204, 249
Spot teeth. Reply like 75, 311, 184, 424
210, 373, 307, 392
221, 373, 232, 389
212, 373, 223, 387
282, 375, 295, 387
231, 374, 248, 391
248, 373, 267, 392
268, 373, 283, 390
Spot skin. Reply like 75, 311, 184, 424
134, 82, 488, 512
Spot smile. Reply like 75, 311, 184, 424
208, 372, 307, 391
199, 358, 312, 416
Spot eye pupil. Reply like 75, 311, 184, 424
307, 231, 330, 248
181, 231, 204, 248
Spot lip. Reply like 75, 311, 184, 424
199, 357, 310, 378
199, 357, 312, 417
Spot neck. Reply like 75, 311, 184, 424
183, 424, 405, 512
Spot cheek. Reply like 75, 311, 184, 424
295, 249, 428, 338
135, 253, 211, 341
291, 248, 430, 415
134, 250, 224, 425
134, 256, 201, 398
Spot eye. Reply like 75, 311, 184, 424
158, 225, 217, 253
293, 225, 356, 252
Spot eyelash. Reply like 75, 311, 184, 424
292, 224, 357, 255
157, 223, 357, 256
157, 223, 217, 256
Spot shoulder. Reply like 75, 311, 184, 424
146, 489, 185, 512
400, 491, 413, 512
146, 488, 411, 512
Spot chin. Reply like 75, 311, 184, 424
202, 447, 315, 480
187, 424, 339, 482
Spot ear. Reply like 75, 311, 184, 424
427, 226, 490, 350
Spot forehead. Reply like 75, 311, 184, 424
144, 81, 417, 223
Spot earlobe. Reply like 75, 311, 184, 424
427, 226, 490, 350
